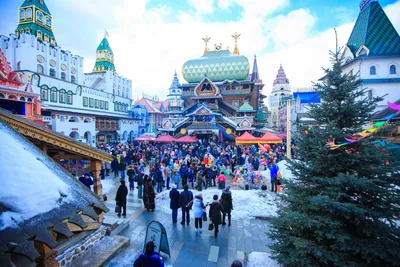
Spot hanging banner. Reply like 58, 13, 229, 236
143, 221, 170, 257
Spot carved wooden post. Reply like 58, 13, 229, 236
40, 141, 48, 154
91, 160, 102, 197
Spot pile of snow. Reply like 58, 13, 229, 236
101, 178, 115, 194
247, 252, 279, 267
156, 188, 279, 219
277, 160, 295, 181
0, 124, 71, 230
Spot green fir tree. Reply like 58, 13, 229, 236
269, 47, 400, 266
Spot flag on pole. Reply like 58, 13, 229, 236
105, 30, 109, 38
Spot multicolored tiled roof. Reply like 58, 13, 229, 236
182, 49, 250, 83
347, 0, 400, 57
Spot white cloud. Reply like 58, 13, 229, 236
40, 0, 400, 103
189, 0, 214, 14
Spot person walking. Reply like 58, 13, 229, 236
105, 161, 111, 176
179, 164, 189, 187
216, 172, 227, 190
166, 164, 172, 190
111, 157, 119, 178
155, 166, 163, 193
187, 193, 206, 233
79, 173, 93, 189
268, 160, 279, 193
169, 185, 180, 223
133, 241, 164, 267
115, 180, 128, 217
143, 177, 156, 211
179, 184, 193, 225
221, 186, 233, 226
173, 171, 181, 190
137, 172, 144, 199
195, 169, 204, 191
209, 194, 224, 237
127, 164, 135, 191
119, 157, 127, 180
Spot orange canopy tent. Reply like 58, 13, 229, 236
235, 131, 261, 145
175, 135, 199, 143
153, 135, 176, 143
258, 132, 282, 144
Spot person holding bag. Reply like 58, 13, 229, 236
115, 180, 128, 217
209, 194, 225, 237
187, 193, 206, 233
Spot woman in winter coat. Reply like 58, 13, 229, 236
209, 194, 225, 237
137, 172, 144, 199
143, 177, 156, 211
111, 157, 119, 178
195, 169, 204, 191
220, 186, 233, 226
115, 180, 128, 217
187, 193, 206, 233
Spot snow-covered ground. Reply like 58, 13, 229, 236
247, 251, 279, 267
101, 177, 115, 195
156, 188, 279, 219
0, 123, 71, 230
277, 160, 294, 181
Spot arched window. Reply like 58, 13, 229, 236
37, 64, 44, 74
45, 16, 51, 27
59, 90, 66, 103
71, 75, 76, 83
50, 89, 57, 102
20, 10, 25, 20
49, 68, 56, 77
61, 72, 66, 80
390, 65, 396, 74
41, 87, 48, 100
36, 11, 43, 22
17, 61, 21, 71
370, 66, 376, 75
26, 8, 32, 19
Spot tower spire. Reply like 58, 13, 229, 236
202, 35, 211, 55
232, 32, 241, 55
251, 54, 259, 82
93, 35, 116, 73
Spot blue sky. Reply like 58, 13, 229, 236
0, 0, 399, 97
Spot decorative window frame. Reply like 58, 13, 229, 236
41, 86, 49, 101
89, 98, 94, 108
95, 99, 99, 109
369, 65, 376, 75
67, 92, 73, 105
100, 100, 104, 109
59, 89, 66, 103
36, 10, 43, 23
26, 8, 32, 19
105, 102, 109, 110
61, 72, 66, 80
389, 65, 397, 75
49, 68, 56, 77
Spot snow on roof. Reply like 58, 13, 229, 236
0, 123, 71, 230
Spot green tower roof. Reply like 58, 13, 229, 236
347, 0, 400, 57
97, 37, 113, 53
255, 107, 266, 121
238, 101, 254, 112
21, 0, 51, 14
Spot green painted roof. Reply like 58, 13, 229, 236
238, 101, 254, 112
183, 49, 249, 83
94, 61, 116, 72
21, 0, 51, 14
97, 37, 113, 53
347, 1, 400, 57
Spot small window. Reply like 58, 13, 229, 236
89, 98, 94, 108
100, 101, 104, 109
390, 65, 396, 74
105, 102, 109, 110
41, 88, 48, 100
50, 68, 56, 77
46, 16, 51, 27
20, 9, 25, 20
95, 99, 99, 108
61, 72, 66, 80
51, 90, 57, 102
37, 64, 44, 74
83, 97, 88, 107
59, 92, 66, 103
67, 94, 73, 104
370, 66, 376, 75
36, 11, 43, 22
71, 75, 76, 83
26, 8, 32, 19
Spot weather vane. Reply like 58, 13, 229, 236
232, 32, 241, 42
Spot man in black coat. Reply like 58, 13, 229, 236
115, 180, 128, 217
179, 184, 193, 225
169, 185, 180, 223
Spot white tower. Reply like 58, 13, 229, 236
167, 70, 183, 112
269, 64, 291, 129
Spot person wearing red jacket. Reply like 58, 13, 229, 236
216, 172, 227, 190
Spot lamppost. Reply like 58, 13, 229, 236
281, 96, 293, 159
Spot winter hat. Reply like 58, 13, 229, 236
224, 186, 231, 192
231, 260, 243, 267
84, 172, 90, 177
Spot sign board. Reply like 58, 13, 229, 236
71, 128, 78, 130
143, 221, 170, 257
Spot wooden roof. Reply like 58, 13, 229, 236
0, 108, 112, 162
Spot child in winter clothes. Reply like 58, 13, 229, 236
216, 172, 227, 190
187, 193, 206, 233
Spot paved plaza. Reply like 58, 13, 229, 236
101, 175, 275, 267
